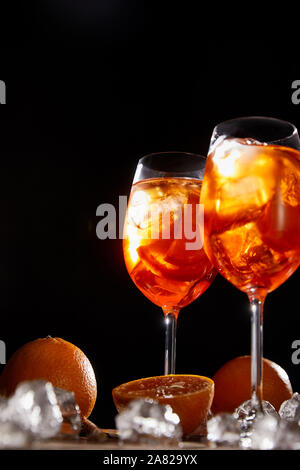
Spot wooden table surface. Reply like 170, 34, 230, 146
25, 431, 235, 451
29, 438, 211, 450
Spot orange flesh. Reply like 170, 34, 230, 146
117, 375, 211, 398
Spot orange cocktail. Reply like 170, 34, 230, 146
124, 151, 216, 375
201, 118, 300, 418
201, 138, 300, 295
124, 177, 215, 311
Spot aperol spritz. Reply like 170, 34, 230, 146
202, 138, 300, 294
123, 153, 216, 374
124, 177, 215, 309
201, 117, 300, 416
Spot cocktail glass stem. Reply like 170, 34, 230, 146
163, 309, 179, 375
248, 290, 266, 413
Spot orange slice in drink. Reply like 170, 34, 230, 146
112, 375, 214, 436
137, 242, 213, 282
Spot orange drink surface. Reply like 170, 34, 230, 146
201, 138, 300, 294
123, 177, 216, 311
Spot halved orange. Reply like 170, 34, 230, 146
112, 374, 214, 436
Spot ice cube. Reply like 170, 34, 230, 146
257, 152, 300, 253
207, 396, 300, 450
211, 137, 245, 177
0, 421, 31, 449
0, 380, 63, 439
115, 398, 182, 444
210, 138, 279, 230
280, 152, 300, 207
222, 176, 271, 212
276, 420, 300, 450
149, 195, 186, 240
0, 395, 7, 411
206, 413, 241, 446
54, 387, 81, 434
211, 221, 278, 291
233, 399, 279, 447
246, 414, 300, 450
245, 413, 280, 450
234, 399, 278, 422
128, 190, 150, 230
129, 189, 185, 238
279, 392, 300, 423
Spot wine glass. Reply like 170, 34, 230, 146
200, 116, 300, 416
123, 152, 217, 375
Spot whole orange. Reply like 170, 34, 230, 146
0, 337, 97, 419
212, 355, 293, 414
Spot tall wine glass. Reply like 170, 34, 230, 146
200, 116, 300, 416
123, 152, 217, 375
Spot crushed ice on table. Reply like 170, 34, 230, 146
234, 399, 278, 440
246, 413, 300, 450
115, 398, 182, 444
54, 387, 81, 435
240, 413, 279, 449
234, 399, 278, 422
0, 421, 32, 448
207, 413, 241, 446
207, 395, 300, 450
1, 380, 63, 439
0, 379, 82, 448
279, 393, 300, 423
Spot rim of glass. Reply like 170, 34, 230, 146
133, 151, 206, 183
213, 115, 298, 144
138, 151, 206, 165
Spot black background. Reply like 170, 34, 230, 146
0, 5, 300, 434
